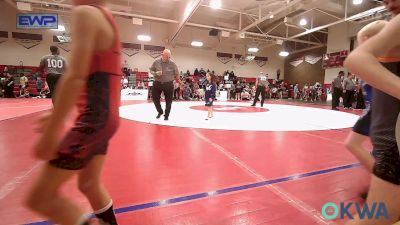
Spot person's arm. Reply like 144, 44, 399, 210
344, 15, 400, 100
149, 61, 156, 75
211, 84, 217, 99
46, 6, 99, 131
342, 79, 347, 92
174, 63, 182, 85
149, 61, 161, 77
38, 57, 45, 73
62, 57, 67, 71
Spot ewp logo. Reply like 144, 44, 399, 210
322, 202, 389, 220
17, 14, 58, 29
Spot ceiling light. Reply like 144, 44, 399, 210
191, 41, 203, 47
353, 0, 363, 5
299, 18, 307, 26
210, 0, 221, 9
137, 35, 151, 42
52, 25, 65, 32
248, 47, 259, 53
270, 14, 274, 19
279, 51, 289, 57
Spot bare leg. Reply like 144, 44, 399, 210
25, 163, 85, 225
78, 155, 118, 224
78, 155, 110, 210
345, 131, 374, 172
346, 175, 400, 225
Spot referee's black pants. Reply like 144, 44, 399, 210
152, 81, 174, 117
343, 90, 355, 108
252, 86, 266, 106
46, 73, 61, 103
332, 87, 342, 109
174, 87, 180, 100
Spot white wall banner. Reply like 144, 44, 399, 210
289, 57, 304, 67
305, 55, 322, 64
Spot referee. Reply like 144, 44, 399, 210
331, 71, 344, 110
251, 72, 268, 107
38, 46, 67, 103
149, 49, 181, 120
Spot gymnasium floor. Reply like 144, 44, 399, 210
0, 98, 371, 225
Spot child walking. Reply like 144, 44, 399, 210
205, 73, 217, 120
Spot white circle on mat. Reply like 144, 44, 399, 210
119, 102, 360, 131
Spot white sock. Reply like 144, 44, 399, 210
94, 200, 113, 215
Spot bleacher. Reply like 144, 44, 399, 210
1, 64, 42, 97
134, 71, 149, 87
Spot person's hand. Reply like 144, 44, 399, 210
343, 90, 347, 93
209, 98, 213, 102
35, 112, 52, 132
33, 129, 59, 161
156, 71, 162, 76
33, 112, 61, 160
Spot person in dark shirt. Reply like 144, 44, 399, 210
355, 78, 366, 109
39, 46, 67, 103
199, 68, 206, 76
235, 81, 243, 100
251, 72, 268, 107
277, 69, 281, 81
204, 73, 217, 120
4, 75, 14, 98
344, 1, 400, 224
343, 72, 356, 109
331, 71, 344, 110
149, 49, 181, 120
